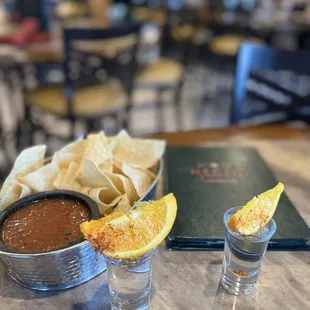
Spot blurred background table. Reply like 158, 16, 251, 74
0, 125, 309, 309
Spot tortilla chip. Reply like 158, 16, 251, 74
58, 139, 86, 154
117, 130, 130, 138
112, 137, 165, 169
80, 187, 91, 195
105, 171, 139, 205
56, 162, 89, 193
101, 171, 124, 193
99, 158, 113, 172
88, 187, 122, 215
52, 152, 79, 169
80, 159, 121, 197
62, 162, 80, 190
0, 145, 46, 198
108, 130, 130, 151
113, 194, 132, 213
0, 183, 31, 211
83, 132, 112, 171
0, 130, 160, 211
52, 140, 86, 168
53, 168, 67, 189
20, 161, 60, 192
121, 163, 156, 198
113, 157, 123, 174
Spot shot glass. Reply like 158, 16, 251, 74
221, 206, 277, 296
105, 250, 155, 310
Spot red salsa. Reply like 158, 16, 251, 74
1, 198, 90, 253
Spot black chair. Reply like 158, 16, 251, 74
150, 7, 207, 131
131, 6, 190, 132
231, 43, 310, 125
23, 22, 141, 147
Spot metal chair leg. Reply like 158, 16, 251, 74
122, 90, 134, 132
23, 104, 35, 147
69, 117, 76, 141
113, 112, 121, 133
173, 80, 184, 131
156, 89, 164, 133
86, 119, 94, 135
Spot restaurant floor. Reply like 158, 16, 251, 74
132, 64, 232, 135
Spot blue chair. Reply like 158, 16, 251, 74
231, 43, 310, 125
25, 22, 142, 142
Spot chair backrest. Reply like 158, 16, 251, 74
62, 21, 142, 117
232, 43, 310, 125
63, 21, 142, 93
160, 7, 199, 66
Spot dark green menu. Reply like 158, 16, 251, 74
165, 147, 310, 251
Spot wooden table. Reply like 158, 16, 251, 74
1, 126, 310, 309
151, 125, 309, 145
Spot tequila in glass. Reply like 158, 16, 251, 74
105, 250, 154, 310
221, 207, 276, 296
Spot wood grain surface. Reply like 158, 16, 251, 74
150, 125, 309, 145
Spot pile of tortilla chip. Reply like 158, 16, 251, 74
0, 131, 165, 215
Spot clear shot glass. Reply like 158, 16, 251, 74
221, 207, 276, 296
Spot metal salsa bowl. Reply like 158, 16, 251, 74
0, 160, 162, 291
